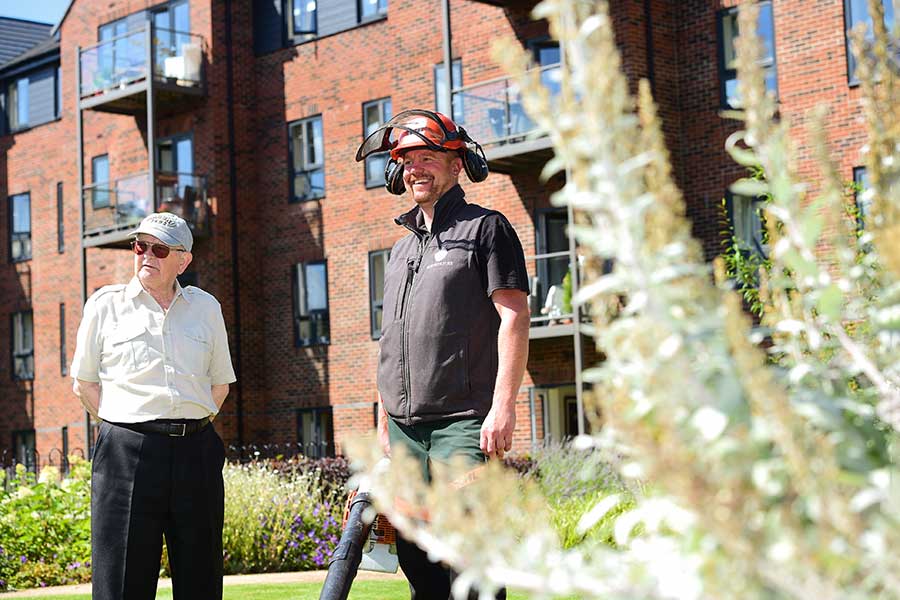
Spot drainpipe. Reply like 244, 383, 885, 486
643, 0, 656, 94
224, 0, 245, 445
76, 44, 90, 453
441, 0, 453, 117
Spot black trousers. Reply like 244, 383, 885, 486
91, 421, 225, 600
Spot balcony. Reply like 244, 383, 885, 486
82, 171, 210, 248
453, 63, 559, 174
78, 26, 205, 114
527, 251, 592, 340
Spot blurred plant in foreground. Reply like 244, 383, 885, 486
347, 0, 900, 597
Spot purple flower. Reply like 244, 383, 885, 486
20, 556, 27, 564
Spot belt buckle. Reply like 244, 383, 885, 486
169, 423, 187, 437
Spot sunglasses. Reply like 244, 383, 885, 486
131, 240, 184, 259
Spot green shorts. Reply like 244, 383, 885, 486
387, 417, 486, 483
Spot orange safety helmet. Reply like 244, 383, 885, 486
356, 109, 468, 162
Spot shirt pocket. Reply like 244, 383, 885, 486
104, 323, 151, 374
180, 327, 211, 376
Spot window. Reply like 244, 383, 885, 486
845, 0, 896, 83
60, 303, 67, 376
293, 261, 330, 346
297, 407, 333, 457
535, 209, 570, 321
157, 133, 196, 217
434, 59, 463, 120
9, 192, 31, 262
854, 166, 871, 229
360, 0, 387, 21
8, 77, 29, 130
363, 98, 392, 188
57, 182, 65, 253
530, 39, 562, 97
92, 155, 110, 209
726, 191, 768, 258
369, 249, 390, 339
12, 311, 34, 381
291, 0, 317, 35
718, 1, 777, 108
289, 116, 325, 202
13, 430, 36, 471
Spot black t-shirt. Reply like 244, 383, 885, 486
476, 212, 531, 298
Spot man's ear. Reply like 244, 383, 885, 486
179, 252, 193, 275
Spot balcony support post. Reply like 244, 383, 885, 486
76, 44, 94, 455
146, 25, 156, 211
441, 0, 453, 118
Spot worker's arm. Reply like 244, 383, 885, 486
211, 383, 230, 420
481, 288, 530, 459
73, 379, 101, 421
377, 392, 391, 456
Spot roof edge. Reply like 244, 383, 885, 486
50, 0, 74, 36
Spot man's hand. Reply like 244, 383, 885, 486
73, 379, 101, 420
377, 393, 391, 456
481, 401, 515, 459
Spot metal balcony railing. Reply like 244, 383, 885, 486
79, 25, 204, 100
82, 171, 209, 238
452, 62, 560, 146
528, 250, 579, 327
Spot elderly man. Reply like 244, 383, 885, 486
71, 212, 236, 600
358, 109, 531, 599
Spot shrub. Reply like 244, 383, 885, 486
0, 459, 92, 591
222, 461, 344, 574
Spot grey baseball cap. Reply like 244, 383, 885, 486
130, 212, 194, 252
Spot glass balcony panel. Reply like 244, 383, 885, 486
154, 29, 203, 87
527, 250, 589, 328
453, 63, 559, 146
155, 171, 209, 235
80, 29, 149, 98
82, 172, 151, 234
79, 26, 205, 100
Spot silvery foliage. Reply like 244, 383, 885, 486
348, 0, 900, 598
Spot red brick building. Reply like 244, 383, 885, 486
0, 0, 884, 466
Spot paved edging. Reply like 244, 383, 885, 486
2, 570, 404, 597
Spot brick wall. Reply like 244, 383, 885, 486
0, 0, 875, 462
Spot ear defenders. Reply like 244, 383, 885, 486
384, 130, 489, 196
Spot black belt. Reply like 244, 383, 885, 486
111, 418, 210, 437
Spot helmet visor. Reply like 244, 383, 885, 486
355, 109, 458, 161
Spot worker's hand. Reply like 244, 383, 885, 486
377, 402, 391, 457
480, 401, 515, 460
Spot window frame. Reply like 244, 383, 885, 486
853, 166, 870, 230
844, 0, 895, 85
91, 154, 111, 209
292, 260, 330, 347
362, 98, 393, 189
433, 58, 463, 121
296, 406, 334, 458
12, 429, 37, 472
369, 249, 391, 339
717, 1, 778, 109
60, 303, 68, 377
57, 182, 65, 253
9, 192, 32, 263
288, 115, 326, 203
291, 0, 318, 36
725, 189, 769, 260
359, 0, 388, 23
11, 310, 34, 381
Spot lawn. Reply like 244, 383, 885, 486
14, 581, 550, 599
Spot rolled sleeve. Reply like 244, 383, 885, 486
209, 304, 236, 385
478, 213, 530, 298
71, 295, 101, 383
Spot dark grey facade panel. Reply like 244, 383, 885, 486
318, 0, 358, 38
0, 18, 53, 68
254, 0, 285, 55
28, 68, 56, 127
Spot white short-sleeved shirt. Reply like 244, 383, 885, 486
71, 277, 237, 422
